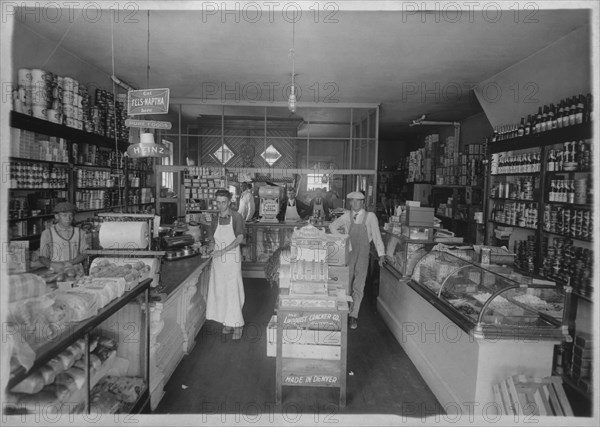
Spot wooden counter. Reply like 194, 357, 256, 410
149, 255, 212, 409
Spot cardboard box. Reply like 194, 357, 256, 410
401, 224, 433, 241
404, 206, 434, 227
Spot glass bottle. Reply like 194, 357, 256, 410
547, 150, 555, 172
518, 117, 525, 137
568, 96, 577, 126
557, 100, 564, 129
534, 107, 542, 134
576, 95, 584, 125
540, 106, 548, 132
524, 114, 532, 135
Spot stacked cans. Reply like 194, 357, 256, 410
93, 90, 129, 141
543, 205, 592, 241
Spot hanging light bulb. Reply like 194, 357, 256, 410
288, 20, 296, 113
288, 84, 297, 113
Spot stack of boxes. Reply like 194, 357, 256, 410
10, 128, 68, 162
462, 144, 485, 187
436, 136, 459, 185
407, 134, 437, 183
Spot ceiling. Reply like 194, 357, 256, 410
14, 6, 591, 139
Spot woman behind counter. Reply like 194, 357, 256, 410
38, 202, 88, 276
206, 189, 246, 340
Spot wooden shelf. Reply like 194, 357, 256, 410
490, 172, 540, 177
542, 229, 592, 243
8, 214, 54, 222
489, 123, 592, 153
490, 220, 537, 231
10, 111, 129, 150
74, 164, 115, 170
545, 200, 591, 209
9, 156, 68, 165
490, 197, 536, 202
9, 187, 68, 191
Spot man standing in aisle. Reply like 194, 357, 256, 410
237, 182, 255, 221
277, 187, 310, 222
329, 192, 385, 329
207, 189, 246, 340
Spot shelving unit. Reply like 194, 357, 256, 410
486, 121, 594, 409
5, 279, 152, 415
8, 110, 156, 245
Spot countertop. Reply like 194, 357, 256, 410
245, 221, 331, 228
159, 254, 211, 296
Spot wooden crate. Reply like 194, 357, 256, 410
493, 375, 573, 416
275, 304, 348, 407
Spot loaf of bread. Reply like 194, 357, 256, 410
39, 364, 58, 385
53, 373, 78, 393
56, 348, 76, 370
18, 390, 62, 413
43, 383, 71, 401
64, 367, 86, 389
11, 371, 45, 394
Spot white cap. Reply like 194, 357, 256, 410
346, 191, 365, 200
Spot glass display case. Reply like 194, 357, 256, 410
411, 250, 567, 340
381, 230, 436, 277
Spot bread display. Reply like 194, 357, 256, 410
10, 371, 44, 394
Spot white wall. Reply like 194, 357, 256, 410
474, 25, 591, 128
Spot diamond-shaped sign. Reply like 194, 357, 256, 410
261, 145, 282, 166
214, 144, 234, 164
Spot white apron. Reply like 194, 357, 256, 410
285, 201, 300, 221
206, 218, 245, 327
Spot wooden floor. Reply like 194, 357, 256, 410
154, 278, 443, 417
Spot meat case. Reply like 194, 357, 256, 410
381, 229, 436, 277
377, 248, 569, 414
4, 278, 151, 416
410, 250, 567, 340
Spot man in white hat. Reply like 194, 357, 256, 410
329, 191, 385, 329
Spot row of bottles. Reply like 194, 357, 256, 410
513, 235, 537, 274
547, 140, 592, 172
491, 176, 535, 200
491, 201, 538, 229
543, 205, 593, 241
75, 189, 122, 210
491, 151, 541, 175
491, 93, 593, 142
76, 169, 120, 188
9, 162, 68, 189
540, 237, 593, 295
548, 179, 589, 205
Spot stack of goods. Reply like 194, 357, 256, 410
513, 235, 537, 274
88, 260, 152, 291
461, 144, 485, 186
436, 136, 458, 185
183, 167, 225, 212
547, 140, 592, 172
543, 205, 592, 241
564, 332, 593, 393
10, 128, 69, 162
91, 89, 129, 141
8, 162, 68, 190
540, 237, 593, 294
406, 134, 437, 183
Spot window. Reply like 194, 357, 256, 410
306, 174, 330, 191
214, 144, 234, 165
260, 145, 282, 166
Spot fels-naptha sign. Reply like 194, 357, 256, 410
128, 88, 170, 115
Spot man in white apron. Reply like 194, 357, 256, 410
39, 202, 87, 276
277, 188, 310, 222
329, 192, 386, 329
206, 189, 246, 340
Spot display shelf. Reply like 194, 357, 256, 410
7, 279, 151, 390
8, 214, 54, 222
489, 123, 592, 153
74, 164, 115, 170
10, 111, 129, 150
9, 156, 68, 165
490, 220, 537, 231
541, 229, 592, 243
490, 172, 539, 177
433, 184, 482, 189
10, 233, 42, 241
76, 186, 122, 190
546, 170, 591, 176
490, 197, 536, 202
9, 187, 68, 191
570, 291, 593, 303
544, 200, 592, 209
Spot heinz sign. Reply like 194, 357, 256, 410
127, 142, 170, 158
128, 88, 170, 115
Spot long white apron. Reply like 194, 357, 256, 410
285, 202, 300, 221
206, 219, 245, 327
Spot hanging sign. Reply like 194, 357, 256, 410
127, 88, 170, 115
125, 119, 172, 130
127, 142, 170, 158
